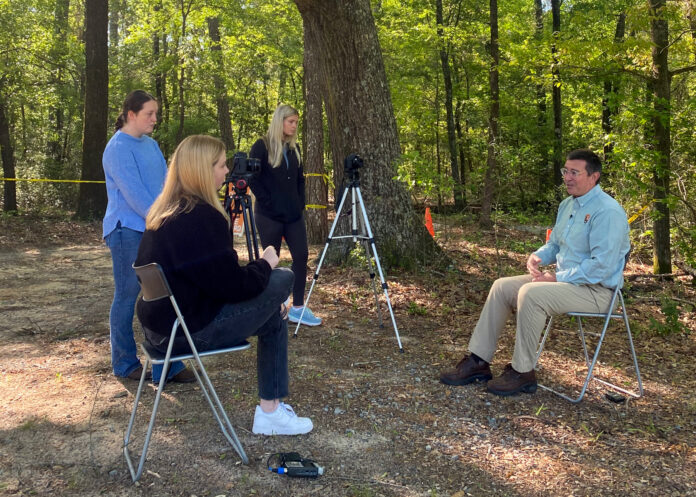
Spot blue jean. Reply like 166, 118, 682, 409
105, 224, 184, 382
146, 268, 294, 400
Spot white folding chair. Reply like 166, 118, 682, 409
124, 263, 250, 482
534, 253, 643, 403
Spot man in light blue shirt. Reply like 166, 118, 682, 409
440, 149, 630, 396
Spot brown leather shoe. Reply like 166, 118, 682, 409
125, 366, 152, 381
170, 367, 197, 383
486, 364, 537, 396
439, 355, 493, 386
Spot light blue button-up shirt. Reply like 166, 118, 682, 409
534, 185, 630, 289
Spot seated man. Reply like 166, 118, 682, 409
440, 149, 630, 396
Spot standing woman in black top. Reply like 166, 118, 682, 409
249, 104, 322, 327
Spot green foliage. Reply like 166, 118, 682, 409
649, 296, 690, 336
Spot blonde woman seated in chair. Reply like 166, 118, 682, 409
134, 135, 313, 435
439, 149, 630, 397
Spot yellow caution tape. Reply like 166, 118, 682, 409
627, 201, 654, 225
0, 177, 105, 184
306, 204, 327, 209
305, 173, 325, 178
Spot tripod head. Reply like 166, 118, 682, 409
344, 154, 363, 186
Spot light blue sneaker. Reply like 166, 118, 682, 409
288, 306, 322, 326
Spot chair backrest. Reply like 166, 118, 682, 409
133, 263, 173, 302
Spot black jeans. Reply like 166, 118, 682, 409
254, 210, 309, 306
149, 268, 294, 400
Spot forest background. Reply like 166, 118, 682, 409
0, 0, 695, 273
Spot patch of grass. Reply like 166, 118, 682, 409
407, 302, 428, 316
348, 484, 377, 497
19, 417, 39, 431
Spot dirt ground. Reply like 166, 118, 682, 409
1, 213, 695, 497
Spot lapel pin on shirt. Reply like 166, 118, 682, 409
584, 214, 590, 223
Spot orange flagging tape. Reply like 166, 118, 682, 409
425, 207, 435, 237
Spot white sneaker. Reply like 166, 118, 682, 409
252, 402, 313, 435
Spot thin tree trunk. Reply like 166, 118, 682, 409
551, 0, 563, 189
48, 0, 70, 172
480, 0, 499, 229
436, 0, 463, 210
601, 13, 626, 164
649, 0, 672, 274
76, 0, 108, 219
293, 0, 437, 265
207, 16, 234, 153
302, 23, 328, 244
0, 91, 17, 212
534, 0, 548, 193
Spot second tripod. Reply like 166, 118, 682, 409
223, 176, 260, 261
294, 154, 404, 352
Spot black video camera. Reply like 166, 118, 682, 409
228, 152, 260, 182
344, 153, 363, 174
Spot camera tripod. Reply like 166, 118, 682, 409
293, 168, 404, 352
223, 176, 260, 261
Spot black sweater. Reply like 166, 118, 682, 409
134, 202, 272, 338
249, 138, 305, 223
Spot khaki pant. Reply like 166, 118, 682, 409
468, 274, 613, 372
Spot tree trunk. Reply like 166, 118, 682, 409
0, 91, 18, 212
293, 0, 436, 266
688, 0, 696, 61
76, 0, 108, 219
436, 0, 463, 210
47, 0, 70, 173
649, 0, 672, 274
551, 0, 563, 189
601, 13, 626, 164
480, 0, 499, 229
207, 16, 234, 153
534, 0, 549, 193
302, 20, 328, 244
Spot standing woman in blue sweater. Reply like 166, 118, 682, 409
249, 104, 322, 327
102, 90, 192, 383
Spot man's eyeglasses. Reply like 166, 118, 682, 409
560, 168, 586, 178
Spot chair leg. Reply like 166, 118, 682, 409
123, 357, 171, 483
187, 359, 249, 464
534, 317, 554, 367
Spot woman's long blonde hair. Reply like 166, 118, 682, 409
146, 135, 228, 230
265, 104, 300, 168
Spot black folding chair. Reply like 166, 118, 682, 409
124, 263, 250, 482
534, 252, 643, 403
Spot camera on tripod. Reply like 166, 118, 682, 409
344, 153, 363, 175
227, 152, 261, 190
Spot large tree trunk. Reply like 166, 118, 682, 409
293, 0, 436, 266
76, 0, 108, 219
302, 21, 328, 244
207, 16, 234, 153
480, 0, 500, 229
0, 91, 18, 212
649, 0, 672, 274
551, 0, 563, 190
601, 13, 626, 165
436, 0, 463, 210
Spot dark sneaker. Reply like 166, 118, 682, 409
170, 368, 196, 383
486, 364, 537, 396
125, 366, 151, 381
439, 355, 493, 386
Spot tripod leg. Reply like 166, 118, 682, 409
294, 186, 352, 337
358, 212, 384, 327
354, 187, 404, 352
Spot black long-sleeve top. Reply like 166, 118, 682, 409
134, 201, 272, 338
249, 138, 305, 223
